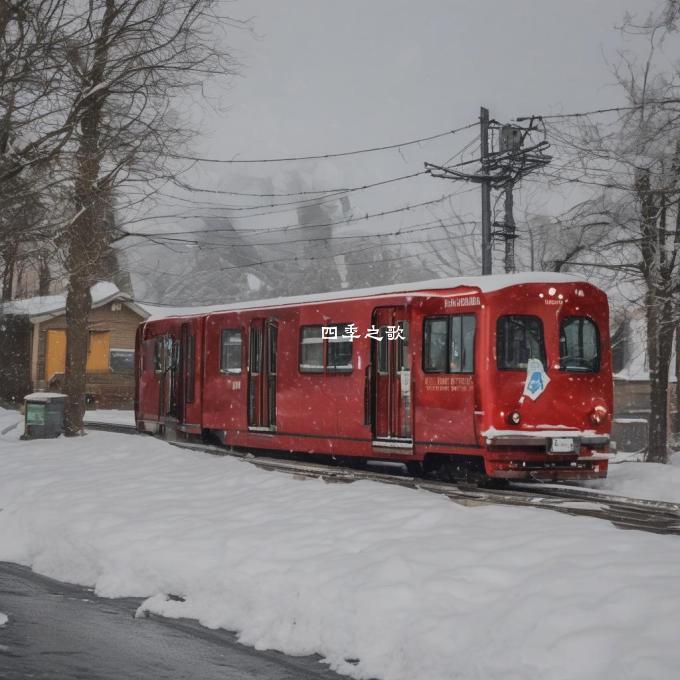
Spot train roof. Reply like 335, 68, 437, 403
143, 272, 595, 321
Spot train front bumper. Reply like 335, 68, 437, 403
482, 431, 610, 480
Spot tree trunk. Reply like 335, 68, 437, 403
38, 254, 50, 296
675, 322, 680, 440
645, 286, 673, 463
61, 0, 116, 435
63, 276, 91, 434
1, 241, 17, 301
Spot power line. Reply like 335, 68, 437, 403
164, 122, 477, 164
120, 217, 477, 251
515, 99, 680, 122
156, 170, 431, 215
120, 189, 470, 238
127, 230, 478, 286
172, 169, 429, 200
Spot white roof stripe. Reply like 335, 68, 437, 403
144, 272, 591, 321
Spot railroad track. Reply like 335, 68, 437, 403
85, 421, 680, 536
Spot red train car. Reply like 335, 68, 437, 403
135, 274, 612, 481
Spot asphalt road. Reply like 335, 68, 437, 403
0, 562, 347, 680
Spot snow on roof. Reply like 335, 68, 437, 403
0, 282, 147, 321
144, 272, 591, 320
24, 392, 66, 402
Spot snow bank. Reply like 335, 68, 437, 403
83, 409, 136, 427
0, 613, 7, 626
0, 407, 22, 436
1, 431, 679, 680
591, 454, 680, 504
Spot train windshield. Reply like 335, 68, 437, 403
497, 315, 546, 370
560, 317, 600, 372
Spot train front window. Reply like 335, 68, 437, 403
497, 315, 546, 370
560, 317, 600, 372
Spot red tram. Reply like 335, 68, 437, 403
135, 274, 612, 481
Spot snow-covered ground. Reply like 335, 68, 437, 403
1, 421, 680, 680
83, 409, 136, 427
591, 455, 680, 504
0, 407, 136, 431
0, 407, 22, 436
0, 612, 8, 626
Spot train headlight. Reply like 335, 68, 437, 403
508, 411, 521, 425
590, 406, 607, 425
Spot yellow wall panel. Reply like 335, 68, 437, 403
87, 331, 110, 373
45, 330, 66, 380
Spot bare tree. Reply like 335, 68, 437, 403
540, 2, 680, 462
43, 0, 239, 434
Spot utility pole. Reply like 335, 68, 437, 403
480, 107, 492, 275
425, 109, 551, 277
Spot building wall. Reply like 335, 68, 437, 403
36, 302, 143, 409
0, 315, 32, 404
613, 379, 650, 418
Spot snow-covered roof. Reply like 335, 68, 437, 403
0, 282, 149, 322
24, 392, 66, 402
144, 272, 591, 321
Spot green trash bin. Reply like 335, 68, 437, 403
22, 393, 66, 439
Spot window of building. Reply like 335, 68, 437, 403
110, 348, 134, 372
560, 317, 600, 372
497, 315, 546, 370
300, 326, 324, 372
220, 329, 242, 373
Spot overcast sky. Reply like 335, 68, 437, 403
131, 0, 674, 298
198, 0, 664, 159
152, 1, 666, 225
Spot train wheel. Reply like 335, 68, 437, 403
405, 461, 422, 477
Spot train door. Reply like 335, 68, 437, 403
179, 323, 195, 424
372, 307, 412, 442
156, 334, 178, 419
248, 319, 277, 430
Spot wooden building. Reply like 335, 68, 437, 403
0, 282, 149, 409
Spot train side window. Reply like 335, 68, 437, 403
327, 323, 353, 373
186, 336, 195, 401
560, 317, 600, 372
300, 326, 324, 372
267, 324, 277, 375
220, 329, 242, 374
154, 338, 163, 373
424, 317, 448, 372
450, 315, 476, 373
497, 315, 546, 370
377, 326, 389, 374
397, 321, 409, 371
249, 328, 262, 374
